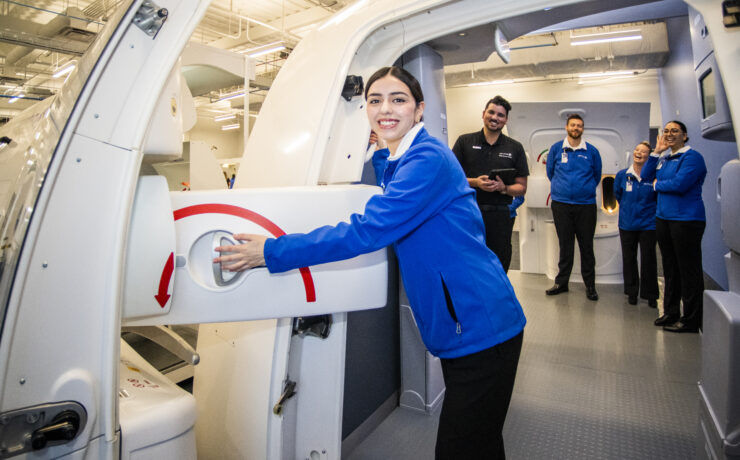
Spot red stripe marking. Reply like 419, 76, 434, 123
546, 193, 551, 207
174, 203, 316, 302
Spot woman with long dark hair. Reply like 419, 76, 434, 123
642, 120, 707, 333
214, 66, 526, 458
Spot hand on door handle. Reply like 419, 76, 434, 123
213, 233, 268, 272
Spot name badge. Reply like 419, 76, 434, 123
626, 182, 633, 192
472, 145, 482, 150
561, 151, 568, 163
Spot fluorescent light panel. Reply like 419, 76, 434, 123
248, 45, 286, 58
53, 64, 76, 78
467, 79, 515, 87
214, 113, 236, 122
571, 29, 641, 39
571, 35, 642, 46
578, 70, 635, 78
221, 123, 240, 131
218, 91, 245, 102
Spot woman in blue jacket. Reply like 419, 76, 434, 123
641, 120, 707, 333
214, 66, 526, 459
614, 141, 658, 307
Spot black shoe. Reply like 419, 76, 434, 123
628, 295, 637, 305
654, 314, 677, 326
546, 284, 568, 295
586, 286, 598, 301
648, 299, 658, 308
663, 321, 699, 333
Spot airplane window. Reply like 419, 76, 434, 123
601, 176, 618, 215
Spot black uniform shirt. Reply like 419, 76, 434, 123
452, 129, 529, 206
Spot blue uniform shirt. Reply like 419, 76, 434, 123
264, 126, 526, 358
614, 166, 657, 231
640, 146, 706, 221
546, 139, 602, 205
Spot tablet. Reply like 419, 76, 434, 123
488, 168, 517, 185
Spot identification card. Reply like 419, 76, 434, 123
626, 182, 633, 192
561, 151, 568, 163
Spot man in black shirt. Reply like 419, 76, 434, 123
452, 96, 528, 272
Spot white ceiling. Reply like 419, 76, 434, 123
0, 0, 690, 122
0, 0, 349, 118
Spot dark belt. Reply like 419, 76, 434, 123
479, 204, 510, 212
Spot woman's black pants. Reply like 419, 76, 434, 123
655, 217, 705, 328
619, 228, 659, 300
435, 331, 524, 460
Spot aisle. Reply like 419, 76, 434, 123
346, 271, 701, 460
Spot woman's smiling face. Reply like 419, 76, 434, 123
366, 75, 424, 153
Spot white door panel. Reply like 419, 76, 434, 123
123, 184, 387, 326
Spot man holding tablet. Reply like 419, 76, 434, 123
452, 95, 528, 272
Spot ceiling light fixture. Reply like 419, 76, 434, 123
53, 63, 76, 78
221, 123, 240, 131
237, 14, 280, 32
467, 79, 515, 87
247, 45, 286, 58
572, 29, 641, 39
214, 113, 236, 122
218, 91, 245, 102
578, 70, 635, 78
319, 0, 368, 30
571, 35, 642, 46
8, 93, 24, 103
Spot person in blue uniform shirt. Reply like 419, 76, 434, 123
545, 114, 602, 300
451, 96, 529, 272
614, 141, 659, 307
214, 66, 526, 459
641, 120, 706, 333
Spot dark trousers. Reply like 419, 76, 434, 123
656, 218, 705, 328
551, 201, 597, 287
435, 331, 523, 460
481, 207, 513, 272
619, 229, 659, 300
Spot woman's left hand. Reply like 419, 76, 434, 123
213, 233, 269, 271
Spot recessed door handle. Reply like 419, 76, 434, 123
212, 231, 245, 287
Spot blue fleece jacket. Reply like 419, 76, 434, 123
614, 168, 657, 231
546, 139, 602, 205
640, 147, 706, 221
264, 127, 526, 358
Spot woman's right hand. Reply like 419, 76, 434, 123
369, 131, 387, 150
213, 234, 268, 271
654, 133, 669, 154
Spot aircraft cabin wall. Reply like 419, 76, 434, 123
659, 15, 738, 290
444, 11, 738, 291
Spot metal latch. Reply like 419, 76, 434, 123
272, 380, 297, 416
292, 314, 332, 339
133, 0, 168, 38
341, 75, 363, 101
0, 401, 86, 459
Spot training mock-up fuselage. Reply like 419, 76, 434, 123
0, 0, 737, 459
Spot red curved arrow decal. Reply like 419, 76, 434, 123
155, 252, 174, 307
173, 203, 316, 303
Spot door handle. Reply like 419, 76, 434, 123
30, 411, 80, 451
211, 231, 245, 287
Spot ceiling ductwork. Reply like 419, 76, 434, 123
2, 7, 95, 65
